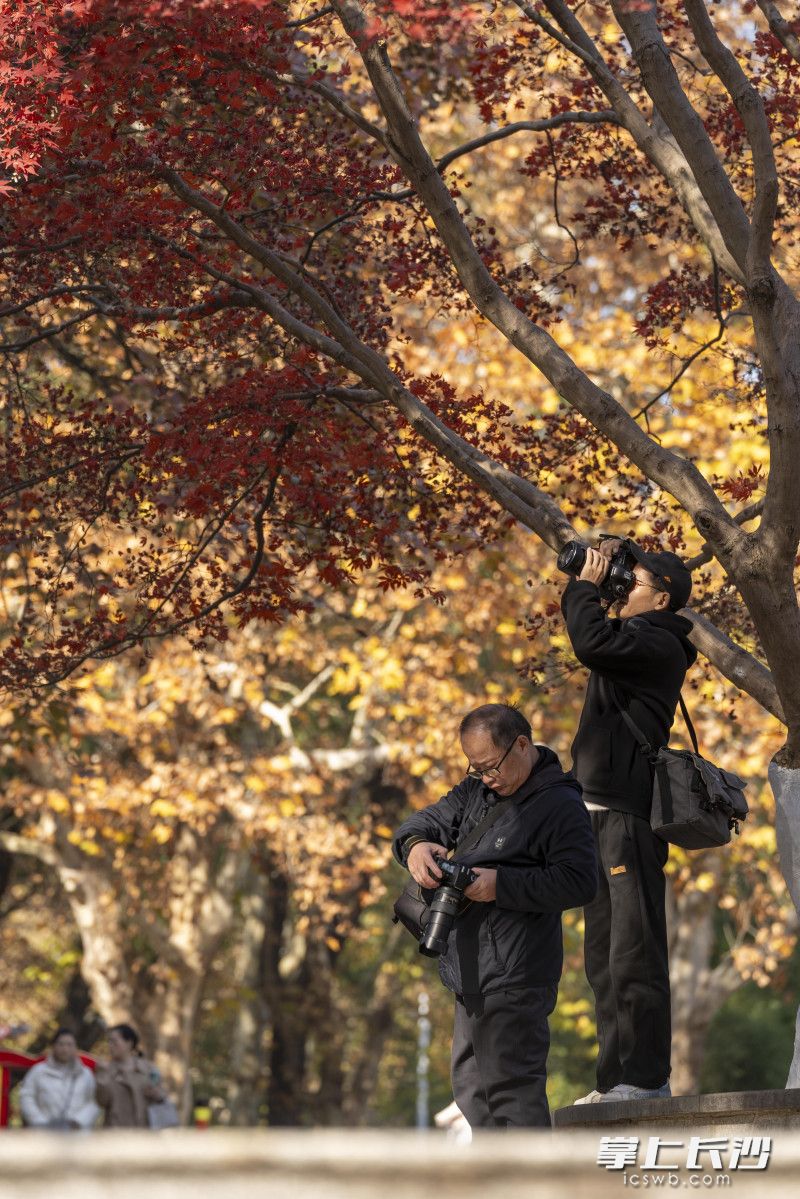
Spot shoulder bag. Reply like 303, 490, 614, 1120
610, 687, 749, 849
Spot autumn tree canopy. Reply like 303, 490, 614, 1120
2, 0, 799, 761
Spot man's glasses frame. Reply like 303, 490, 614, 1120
465, 739, 517, 781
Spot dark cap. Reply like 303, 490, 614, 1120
627, 544, 692, 610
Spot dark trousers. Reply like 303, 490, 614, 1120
451, 984, 557, 1128
584, 808, 671, 1090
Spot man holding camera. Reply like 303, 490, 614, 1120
393, 703, 597, 1128
560, 537, 695, 1103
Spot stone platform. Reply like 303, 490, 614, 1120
553, 1087, 800, 1136
2, 1127, 800, 1199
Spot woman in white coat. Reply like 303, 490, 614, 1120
19, 1028, 99, 1129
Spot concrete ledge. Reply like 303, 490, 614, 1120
1, 1128, 800, 1199
554, 1088, 800, 1135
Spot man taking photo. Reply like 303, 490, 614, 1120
393, 703, 597, 1129
560, 537, 695, 1103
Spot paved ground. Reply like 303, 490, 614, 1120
2, 1127, 799, 1199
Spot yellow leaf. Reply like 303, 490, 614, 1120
150, 799, 179, 818
496, 620, 518, 636
212, 707, 239, 725
45, 789, 70, 813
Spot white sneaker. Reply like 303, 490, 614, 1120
599, 1082, 671, 1102
573, 1088, 606, 1104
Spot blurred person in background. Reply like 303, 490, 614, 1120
19, 1028, 99, 1129
94, 1023, 166, 1128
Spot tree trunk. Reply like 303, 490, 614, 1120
227, 869, 271, 1126
58, 862, 135, 1023
141, 966, 204, 1124
770, 761, 800, 1086
343, 924, 403, 1125
56, 965, 107, 1051
669, 869, 722, 1095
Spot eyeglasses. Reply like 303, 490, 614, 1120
465, 739, 516, 780
631, 579, 667, 594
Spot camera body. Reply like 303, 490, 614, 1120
557, 538, 637, 603
419, 857, 478, 958
435, 858, 477, 891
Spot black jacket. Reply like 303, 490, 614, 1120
392, 746, 597, 997
561, 579, 698, 818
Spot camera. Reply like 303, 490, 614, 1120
557, 538, 637, 603
419, 858, 478, 958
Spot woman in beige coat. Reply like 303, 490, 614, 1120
94, 1024, 165, 1128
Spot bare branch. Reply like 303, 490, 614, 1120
300, 110, 618, 263
286, 664, 336, 714
434, 110, 620, 173
634, 261, 730, 420
154, 170, 576, 547
514, 0, 744, 282
286, 4, 335, 29
0, 307, 102, 353
0, 285, 112, 319
293, 73, 389, 147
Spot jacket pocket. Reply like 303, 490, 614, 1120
486, 911, 503, 970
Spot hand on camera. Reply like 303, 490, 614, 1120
597, 537, 623, 559
464, 868, 497, 902
577, 546, 610, 586
407, 842, 448, 888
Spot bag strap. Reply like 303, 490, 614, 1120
607, 683, 699, 759
606, 682, 653, 756
677, 694, 700, 755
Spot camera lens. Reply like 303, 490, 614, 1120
419, 887, 464, 957
556, 541, 587, 577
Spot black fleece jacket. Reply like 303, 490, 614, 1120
392, 746, 597, 996
561, 578, 698, 817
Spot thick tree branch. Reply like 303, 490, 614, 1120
516, 0, 744, 283
300, 110, 618, 263
155, 169, 576, 548
681, 0, 778, 280
755, 0, 800, 64
608, 0, 751, 274
684, 608, 784, 723
685, 500, 764, 570
0, 830, 59, 869
330, 0, 743, 562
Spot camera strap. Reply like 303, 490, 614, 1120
449, 795, 515, 860
452, 775, 578, 860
